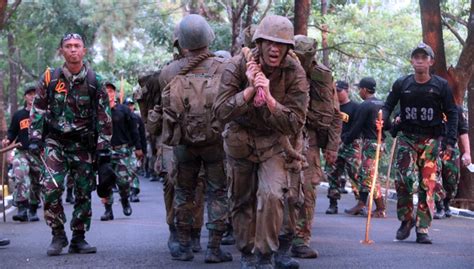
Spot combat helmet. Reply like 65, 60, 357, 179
294, 35, 317, 58
252, 15, 295, 47
178, 14, 215, 50
173, 23, 180, 47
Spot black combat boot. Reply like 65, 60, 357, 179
12, 202, 28, 222
241, 251, 258, 269
28, 204, 40, 222
172, 227, 194, 261
416, 233, 432, 244
121, 197, 132, 216
68, 230, 97, 254
66, 187, 75, 204
100, 204, 114, 221
221, 223, 236, 245
344, 192, 368, 216
339, 179, 348, 194
325, 198, 338, 214
0, 236, 10, 246
190, 228, 202, 252
396, 219, 415, 240
130, 188, 140, 203
443, 199, 452, 218
204, 230, 233, 263
46, 228, 68, 256
168, 225, 180, 257
256, 252, 274, 269
433, 201, 446, 219
275, 235, 299, 268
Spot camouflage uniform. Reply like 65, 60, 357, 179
11, 149, 42, 207
103, 146, 132, 206
292, 61, 342, 250
29, 65, 112, 232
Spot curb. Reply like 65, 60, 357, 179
319, 182, 474, 219
0, 195, 15, 219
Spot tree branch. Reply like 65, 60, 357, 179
441, 11, 468, 27
308, 24, 335, 34
259, 0, 272, 23
2, 0, 21, 25
442, 18, 466, 45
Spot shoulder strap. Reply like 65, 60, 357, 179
85, 69, 99, 138
47, 68, 62, 106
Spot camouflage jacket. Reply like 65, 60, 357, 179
306, 61, 342, 152
29, 65, 112, 151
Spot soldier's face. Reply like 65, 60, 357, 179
411, 52, 433, 74
106, 86, 116, 107
337, 89, 348, 103
60, 38, 86, 65
260, 40, 288, 67
25, 91, 35, 107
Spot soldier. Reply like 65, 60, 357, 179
382, 42, 458, 244
145, 23, 206, 257
100, 83, 141, 221
2, 85, 42, 222
29, 33, 112, 255
291, 35, 342, 259
125, 97, 145, 202
434, 106, 470, 219
214, 15, 309, 269
325, 80, 362, 214
344, 77, 387, 217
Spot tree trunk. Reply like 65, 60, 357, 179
321, 0, 329, 66
8, 32, 19, 117
294, 0, 310, 35
419, 0, 448, 78
0, 70, 8, 189
455, 75, 474, 210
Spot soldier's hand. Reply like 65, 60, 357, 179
461, 152, 471, 166
28, 141, 42, 156
375, 118, 384, 131
1, 138, 10, 148
324, 149, 337, 165
135, 149, 144, 160
245, 60, 260, 85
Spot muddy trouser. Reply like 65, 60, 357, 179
293, 130, 323, 247
228, 152, 291, 255
326, 139, 362, 200
173, 144, 227, 232
42, 138, 95, 231
102, 145, 131, 205
162, 145, 205, 229
11, 149, 42, 207
395, 132, 441, 234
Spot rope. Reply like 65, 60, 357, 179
178, 52, 215, 76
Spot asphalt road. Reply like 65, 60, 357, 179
1, 177, 473, 268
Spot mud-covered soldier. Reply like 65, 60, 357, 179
344, 77, 387, 218
214, 15, 309, 269
325, 80, 362, 214
29, 33, 112, 255
100, 84, 141, 221
2, 85, 42, 222
124, 97, 145, 202
434, 106, 470, 219
382, 42, 458, 244
291, 35, 341, 259
160, 15, 231, 263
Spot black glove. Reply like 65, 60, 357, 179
28, 139, 43, 155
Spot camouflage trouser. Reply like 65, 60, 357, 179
11, 149, 42, 206
395, 132, 441, 233
102, 145, 131, 205
293, 129, 323, 247
162, 145, 205, 229
358, 139, 383, 199
128, 148, 140, 191
173, 144, 227, 232
42, 138, 95, 231
229, 152, 292, 255
440, 145, 461, 201
326, 139, 362, 200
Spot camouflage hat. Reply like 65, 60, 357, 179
178, 14, 215, 50
23, 84, 36, 95
294, 35, 317, 57
252, 15, 295, 47
104, 81, 117, 90
242, 24, 257, 48
214, 50, 232, 59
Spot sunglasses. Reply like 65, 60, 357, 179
60, 33, 84, 46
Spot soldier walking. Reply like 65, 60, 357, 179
214, 15, 309, 269
325, 80, 362, 214
291, 35, 342, 259
3, 85, 42, 222
29, 33, 112, 255
382, 42, 458, 244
